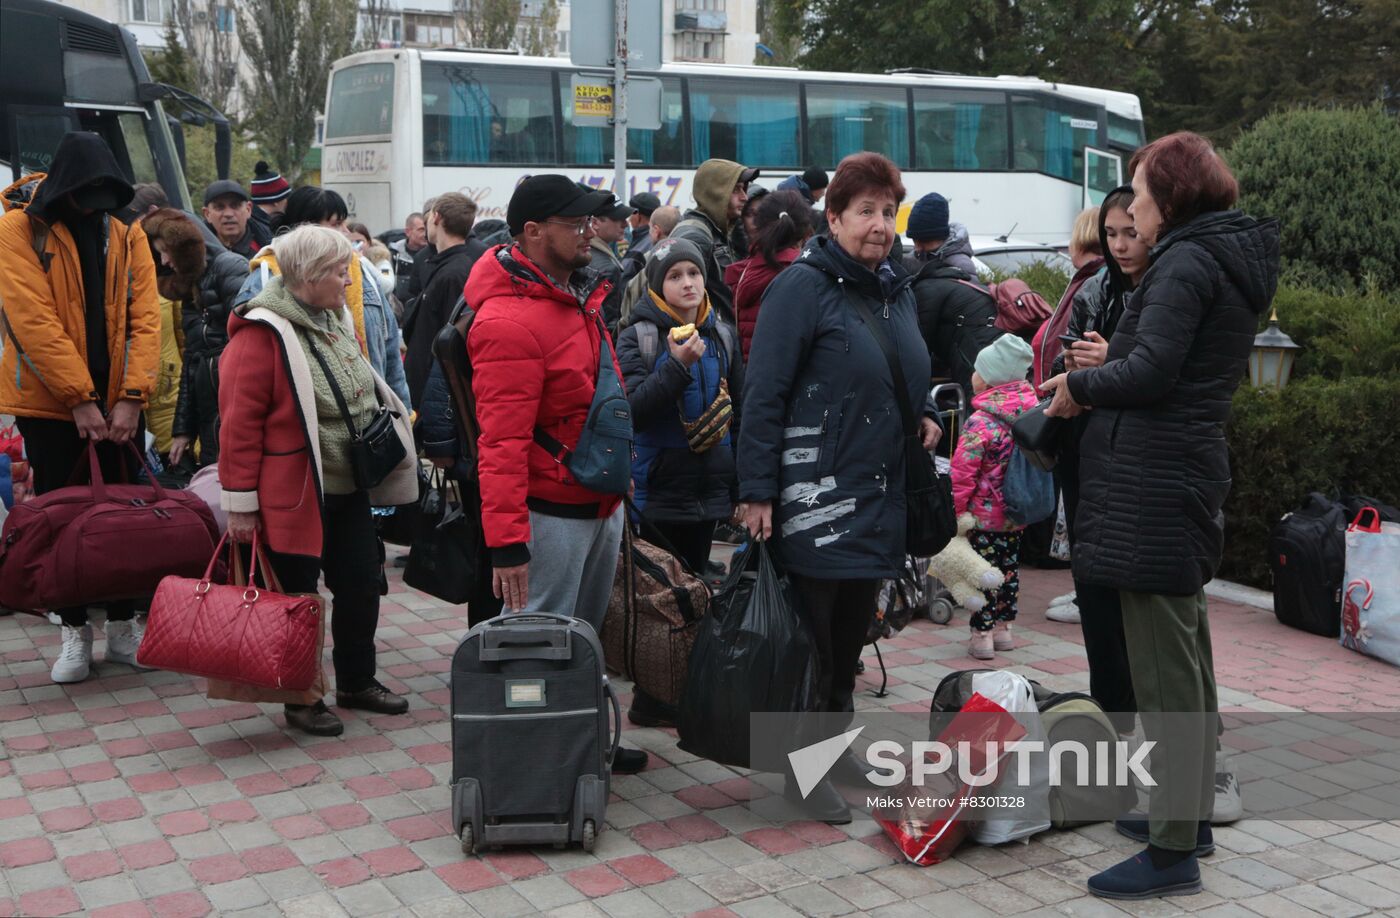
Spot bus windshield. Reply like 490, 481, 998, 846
1, 0, 196, 210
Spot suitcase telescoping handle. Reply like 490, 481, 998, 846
479, 613, 577, 661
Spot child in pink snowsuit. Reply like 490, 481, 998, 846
950, 334, 1041, 659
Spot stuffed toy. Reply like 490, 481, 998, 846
928, 514, 1004, 612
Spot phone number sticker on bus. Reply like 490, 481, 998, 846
573, 83, 614, 119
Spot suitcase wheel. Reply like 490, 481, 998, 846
459, 824, 475, 855
928, 597, 955, 625
581, 819, 597, 853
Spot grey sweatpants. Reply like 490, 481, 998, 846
514, 507, 625, 634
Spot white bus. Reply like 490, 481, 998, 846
321, 49, 1144, 246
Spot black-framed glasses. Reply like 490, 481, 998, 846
542, 217, 595, 235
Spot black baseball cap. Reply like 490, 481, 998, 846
628, 192, 661, 216
601, 199, 634, 221
203, 179, 250, 206
508, 175, 612, 235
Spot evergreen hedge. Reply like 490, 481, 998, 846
1222, 376, 1400, 588
1229, 106, 1400, 291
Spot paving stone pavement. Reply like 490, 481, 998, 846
2, 557, 1399, 917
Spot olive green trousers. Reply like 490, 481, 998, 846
1120, 588, 1217, 852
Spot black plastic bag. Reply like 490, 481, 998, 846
404, 472, 480, 604
676, 541, 817, 769
379, 467, 429, 546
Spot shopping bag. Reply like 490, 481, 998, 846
603, 514, 708, 707
676, 541, 817, 769
404, 472, 480, 604
874, 692, 1027, 866
964, 671, 1051, 844
1340, 508, 1400, 666
140, 532, 323, 691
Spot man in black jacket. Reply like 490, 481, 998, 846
902, 192, 1000, 399
403, 193, 486, 405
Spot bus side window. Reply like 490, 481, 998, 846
806, 84, 909, 168
1010, 94, 1102, 182
422, 63, 557, 166
913, 89, 1008, 172
688, 78, 799, 170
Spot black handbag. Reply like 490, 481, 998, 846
304, 334, 407, 492
848, 289, 957, 558
378, 467, 429, 546
404, 471, 480, 604
1011, 399, 1065, 472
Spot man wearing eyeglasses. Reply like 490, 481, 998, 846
464, 175, 649, 775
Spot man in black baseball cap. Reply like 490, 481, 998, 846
461, 175, 651, 776
624, 192, 663, 271
505, 174, 612, 237
201, 179, 260, 258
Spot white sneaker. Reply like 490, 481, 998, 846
52, 624, 94, 683
104, 619, 148, 668
1213, 746, 1243, 824
1046, 591, 1081, 623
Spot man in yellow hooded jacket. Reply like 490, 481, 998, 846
0, 131, 160, 683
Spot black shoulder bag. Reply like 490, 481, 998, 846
304, 333, 407, 492
846, 286, 957, 557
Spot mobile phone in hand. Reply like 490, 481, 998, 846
1058, 334, 1081, 347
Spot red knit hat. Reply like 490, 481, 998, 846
250, 161, 290, 203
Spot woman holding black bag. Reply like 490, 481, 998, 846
737, 152, 942, 824
219, 225, 418, 736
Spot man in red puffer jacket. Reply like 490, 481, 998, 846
465, 175, 648, 774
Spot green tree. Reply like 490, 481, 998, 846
521, 0, 560, 57
772, 0, 1399, 140
453, 0, 520, 49
144, 19, 198, 93
239, 0, 357, 181
1160, 0, 1400, 140
1229, 106, 1400, 291
772, 0, 1179, 87
180, 125, 270, 200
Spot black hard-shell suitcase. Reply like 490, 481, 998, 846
1268, 493, 1348, 637
451, 613, 620, 854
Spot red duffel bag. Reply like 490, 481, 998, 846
0, 442, 219, 613
139, 532, 323, 691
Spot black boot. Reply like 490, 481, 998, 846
627, 689, 677, 728
783, 773, 851, 824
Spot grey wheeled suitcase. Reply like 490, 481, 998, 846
451, 613, 620, 854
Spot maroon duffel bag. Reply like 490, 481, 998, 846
0, 442, 219, 614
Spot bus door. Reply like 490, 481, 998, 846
5, 105, 79, 180
1083, 146, 1122, 207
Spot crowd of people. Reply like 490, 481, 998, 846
0, 125, 1279, 900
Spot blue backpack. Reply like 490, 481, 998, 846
533, 317, 634, 495
990, 415, 1055, 526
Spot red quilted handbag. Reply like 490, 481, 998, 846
139, 532, 322, 691
0, 442, 218, 613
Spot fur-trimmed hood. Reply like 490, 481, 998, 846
141, 207, 206, 301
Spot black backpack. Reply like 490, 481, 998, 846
431, 295, 481, 468
1268, 493, 1348, 636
